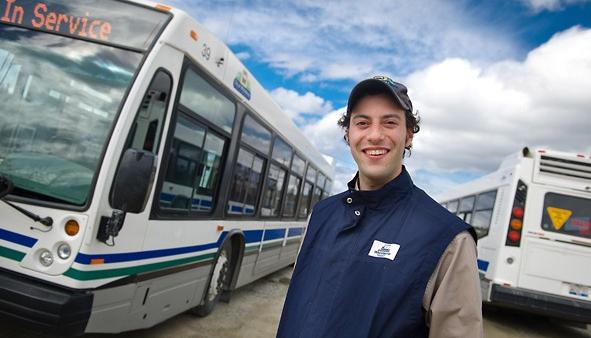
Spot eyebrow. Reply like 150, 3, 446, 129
351, 113, 402, 120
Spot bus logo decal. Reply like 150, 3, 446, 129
233, 70, 251, 100
546, 207, 572, 230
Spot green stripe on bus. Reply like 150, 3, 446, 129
64, 252, 215, 281
285, 238, 301, 245
261, 241, 283, 250
245, 246, 259, 253
0, 246, 25, 262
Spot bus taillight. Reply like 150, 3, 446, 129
506, 180, 527, 247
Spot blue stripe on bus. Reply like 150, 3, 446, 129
75, 229, 269, 264
0, 228, 37, 248
287, 227, 304, 237
244, 230, 264, 243
477, 259, 489, 272
263, 228, 286, 241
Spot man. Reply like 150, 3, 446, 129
277, 76, 483, 338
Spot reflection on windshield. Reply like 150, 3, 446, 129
0, 25, 142, 205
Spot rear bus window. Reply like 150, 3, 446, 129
541, 193, 591, 239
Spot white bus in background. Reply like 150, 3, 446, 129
438, 147, 591, 323
0, 0, 334, 335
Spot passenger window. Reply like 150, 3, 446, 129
179, 69, 235, 133
261, 164, 287, 216
159, 115, 226, 213
310, 186, 322, 210
447, 200, 459, 213
306, 166, 317, 183
241, 115, 271, 154
459, 196, 475, 212
272, 137, 292, 167
227, 148, 264, 215
283, 174, 302, 217
473, 190, 497, 238
298, 182, 313, 218
126, 70, 171, 154
291, 155, 305, 176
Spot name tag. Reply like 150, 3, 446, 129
368, 240, 400, 261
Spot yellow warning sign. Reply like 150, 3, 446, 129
547, 207, 572, 230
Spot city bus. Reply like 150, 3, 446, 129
437, 147, 591, 323
0, 0, 335, 335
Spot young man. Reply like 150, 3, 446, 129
277, 76, 483, 338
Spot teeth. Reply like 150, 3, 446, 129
367, 149, 387, 156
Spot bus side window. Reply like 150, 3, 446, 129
284, 154, 305, 218
472, 190, 497, 238
226, 114, 271, 216
227, 148, 264, 216
261, 137, 292, 217
298, 165, 317, 218
458, 195, 475, 223
126, 70, 172, 154
447, 200, 459, 214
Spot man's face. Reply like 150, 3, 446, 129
346, 94, 413, 190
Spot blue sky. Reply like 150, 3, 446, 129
171, 0, 591, 195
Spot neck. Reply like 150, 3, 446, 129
357, 167, 402, 191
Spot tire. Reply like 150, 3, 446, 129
192, 241, 232, 317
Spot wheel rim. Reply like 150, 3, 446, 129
207, 248, 229, 302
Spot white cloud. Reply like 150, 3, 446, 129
270, 87, 333, 123
521, 0, 591, 12
175, 0, 518, 81
403, 26, 591, 193
302, 27, 591, 195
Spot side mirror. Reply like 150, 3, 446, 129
111, 149, 156, 214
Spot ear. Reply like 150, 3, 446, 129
344, 131, 350, 145
405, 130, 414, 149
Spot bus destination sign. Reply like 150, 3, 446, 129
0, 0, 170, 51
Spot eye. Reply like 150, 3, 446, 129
355, 120, 369, 127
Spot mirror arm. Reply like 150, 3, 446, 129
97, 209, 126, 246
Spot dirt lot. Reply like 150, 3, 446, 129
1, 267, 590, 337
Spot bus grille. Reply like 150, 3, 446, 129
539, 155, 591, 181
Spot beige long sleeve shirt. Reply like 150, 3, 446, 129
423, 231, 484, 338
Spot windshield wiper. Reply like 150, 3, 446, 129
0, 175, 53, 227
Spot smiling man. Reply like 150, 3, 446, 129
277, 76, 483, 338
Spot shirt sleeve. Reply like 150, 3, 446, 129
422, 231, 483, 338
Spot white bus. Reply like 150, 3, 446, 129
437, 147, 591, 323
0, 0, 334, 335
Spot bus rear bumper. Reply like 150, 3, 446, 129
0, 268, 93, 336
490, 283, 591, 323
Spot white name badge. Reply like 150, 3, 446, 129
368, 240, 400, 261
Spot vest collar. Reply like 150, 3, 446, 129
346, 166, 413, 208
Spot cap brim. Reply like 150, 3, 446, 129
347, 79, 410, 112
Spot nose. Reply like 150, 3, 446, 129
366, 124, 385, 143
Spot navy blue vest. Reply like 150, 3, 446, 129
277, 168, 475, 338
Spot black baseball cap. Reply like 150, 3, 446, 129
347, 76, 413, 114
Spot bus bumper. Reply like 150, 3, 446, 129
0, 268, 93, 336
490, 283, 591, 323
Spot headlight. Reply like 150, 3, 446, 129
39, 250, 54, 266
57, 243, 71, 260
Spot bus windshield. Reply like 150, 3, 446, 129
0, 24, 142, 205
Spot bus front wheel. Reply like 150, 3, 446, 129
192, 241, 232, 317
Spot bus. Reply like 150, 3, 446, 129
0, 0, 335, 335
437, 147, 591, 323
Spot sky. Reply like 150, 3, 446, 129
169, 0, 591, 196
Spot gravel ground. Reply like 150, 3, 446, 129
1, 267, 590, 337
